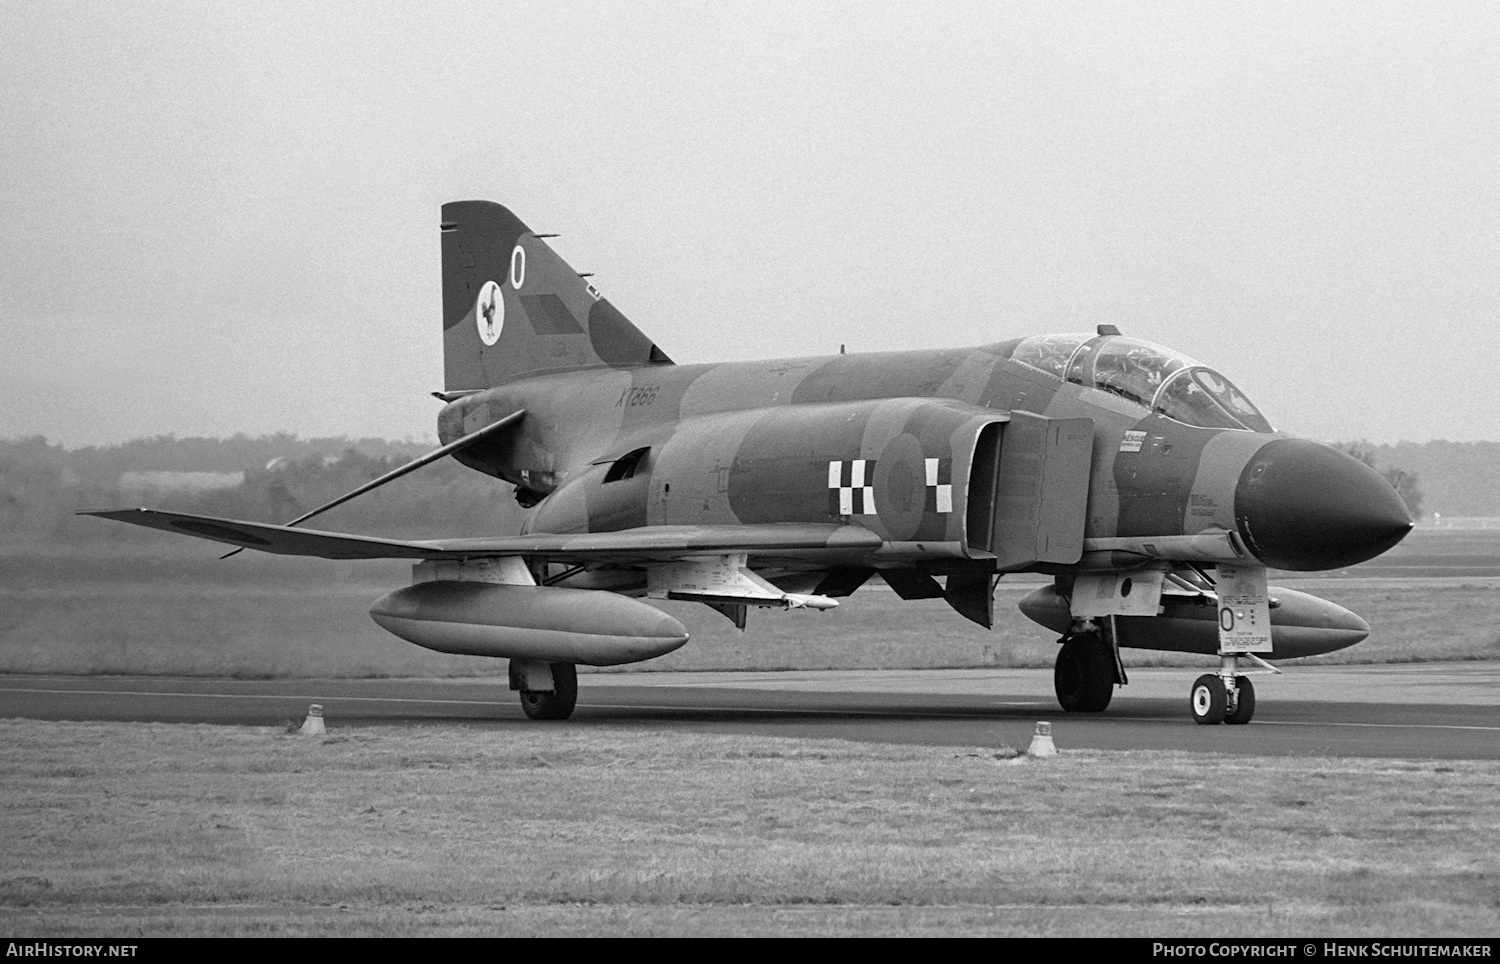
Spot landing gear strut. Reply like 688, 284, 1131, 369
1054, 630, 1117, 713
509, 659, 578, 720
1189, 655, 1257, 725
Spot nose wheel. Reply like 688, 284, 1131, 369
1190, 674, 1227, 724
1189, 658, 1259, 725
1224, 676, 1255, 724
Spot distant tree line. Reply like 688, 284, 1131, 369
1, 435, 527, 545
1333, 441, 1425, 520
1361, 440, 1500, 519
13, 432, 441, 486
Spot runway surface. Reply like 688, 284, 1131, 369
2, 663, 1496, 760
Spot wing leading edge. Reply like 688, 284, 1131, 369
82, 508, 884, 564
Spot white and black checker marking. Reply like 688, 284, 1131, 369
925, 458, 953, 514
828, 459, 876, 515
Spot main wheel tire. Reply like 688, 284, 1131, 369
1190, 674, 1227, 725
1224, 675, 1256, 725
520, 662, 579, 721
1054, 635, 1114, 713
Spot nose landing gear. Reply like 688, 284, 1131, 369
1190, 653, 1270, 725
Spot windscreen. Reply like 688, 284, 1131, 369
1009, 333, 1273, 433
1153, 367, 1273, 433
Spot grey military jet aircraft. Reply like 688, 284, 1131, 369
91, 201, 1413, 725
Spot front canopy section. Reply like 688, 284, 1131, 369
1009, 333, 1273, 433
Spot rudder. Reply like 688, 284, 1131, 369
440, 200, 673, 391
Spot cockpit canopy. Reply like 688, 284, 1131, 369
1009, 333, 1274, 433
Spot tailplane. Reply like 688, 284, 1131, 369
440, 200, 673, 391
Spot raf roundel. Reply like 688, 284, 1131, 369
475, 280, 503, 346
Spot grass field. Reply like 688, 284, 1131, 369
0, 720, 1495, 937
4, 533, 1497, 937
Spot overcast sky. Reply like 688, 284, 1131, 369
3, 1, 1496, 447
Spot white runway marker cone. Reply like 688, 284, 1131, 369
299, 704, 326, 736
1026, 721, 1057, 758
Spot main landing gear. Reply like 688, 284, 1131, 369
1053, 624, 1123, 713
1190, 655, 1258, 725
509, 659, 579, 720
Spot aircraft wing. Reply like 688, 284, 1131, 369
85, 509, 446, 560
82, 509, 883, 563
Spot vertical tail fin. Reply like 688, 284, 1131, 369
440, 200, 673, 391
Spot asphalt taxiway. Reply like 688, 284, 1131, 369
1, 663, 1495, 760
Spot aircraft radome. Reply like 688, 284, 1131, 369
89, 201, 1414, 725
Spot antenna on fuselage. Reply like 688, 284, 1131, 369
1097, 324, 1121, 336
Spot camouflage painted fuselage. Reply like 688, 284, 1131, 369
436, 343, 1398, 577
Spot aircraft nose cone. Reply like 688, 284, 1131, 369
1235, 439, 1414, 571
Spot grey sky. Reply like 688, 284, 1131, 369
3, 1, 1496, 446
